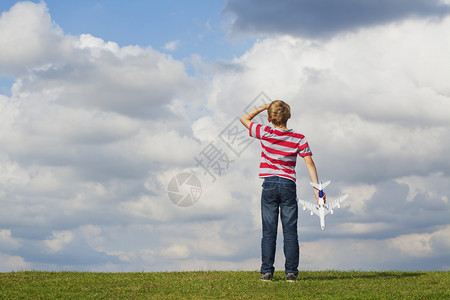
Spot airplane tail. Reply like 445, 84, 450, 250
310, 181, 331, 191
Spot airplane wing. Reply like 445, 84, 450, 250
326, 194, 348, 211
298, 199, 319, 216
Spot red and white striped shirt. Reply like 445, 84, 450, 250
249, 122, 312, 182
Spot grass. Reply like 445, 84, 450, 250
0, 270, 448, 299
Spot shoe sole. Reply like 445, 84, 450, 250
286, 276, 298, 282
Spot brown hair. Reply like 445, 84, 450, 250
268, 100, 290, 126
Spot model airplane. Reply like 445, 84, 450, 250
298, 181, 348, 230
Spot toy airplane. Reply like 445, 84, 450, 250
298, 181, 348, 230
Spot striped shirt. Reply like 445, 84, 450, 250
249, 122, 312, 182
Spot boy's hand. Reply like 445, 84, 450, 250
313, 188, 326, 204
240, 102, 271, 129
260, 103, 270, 110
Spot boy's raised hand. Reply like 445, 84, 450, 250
240, 102, 271, 129
260, 103, 270, 110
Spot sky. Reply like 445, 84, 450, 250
0, 0, 449, 272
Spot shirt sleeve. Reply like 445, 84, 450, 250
298, 138, 312, 157
249, 122, 263, 140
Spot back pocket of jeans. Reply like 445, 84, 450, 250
262, 183, 277, 191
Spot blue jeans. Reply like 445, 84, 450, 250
260, 176, 299, 275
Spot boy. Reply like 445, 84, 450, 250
240, 100, 323, 282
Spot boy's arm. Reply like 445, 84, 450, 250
240, 103, 270, 129
303, 156, 325, 204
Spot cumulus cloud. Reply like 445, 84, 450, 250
223, 0, 450, 39
187, 13, 450, 270
0, 1, 204, 271
0, 253, 30, 271
204, 17, 450, 183
0, 1, 449, 272
0, 229, 21, 250
0, 1, 66, 76
299, 230, 450, 271
44, 230, 74, 253
164, 40, 180, 51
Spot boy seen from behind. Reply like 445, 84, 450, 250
240, 100, 323, 282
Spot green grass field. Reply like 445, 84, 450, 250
0, 270, 448, 299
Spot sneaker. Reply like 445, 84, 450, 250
286, 273, 298, 282
260, 273, 273, 282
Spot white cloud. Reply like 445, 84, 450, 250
387, 226, 450, 257
76, 34, 121, 56
188, 14, 450, 271
80, 225, 105, 251
335, 222, 393, 235
299, 226, 450, 271
341, 184, 376, 215
120, 195, 174, 222
0, 229, 21, 250
160, 244, 190, 259
206, 17, 450, 183
395, 172, 449, 202
0, 1, 66, 76
44, 231, 75, 253
0, 253, 30, 271
164, 40, 180, 51
0, 1, 449, 272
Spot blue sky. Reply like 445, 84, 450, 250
0, 0, 253, 94
0, 0, 252, 59
0, 1, 449, 272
